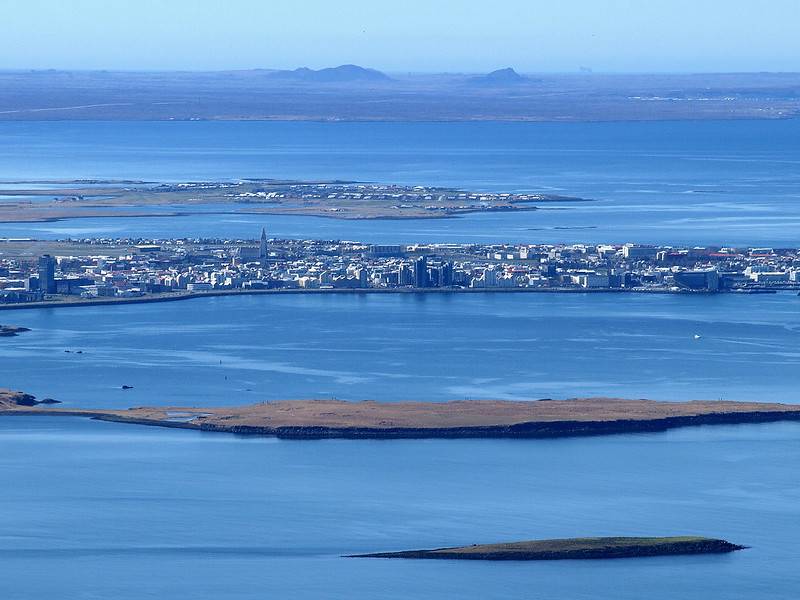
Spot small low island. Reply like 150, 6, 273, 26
0, 325, 30, 337
350, 537, 746, 561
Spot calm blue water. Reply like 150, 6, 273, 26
1, 120, 800, 245
1, 416, 798, 599
2, 120, 800, 598
3, 292, 799, 407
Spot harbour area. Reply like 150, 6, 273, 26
1, 233, 799, 306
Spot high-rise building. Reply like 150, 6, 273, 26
38, 254, 56, 294
413, 255, 428, 288
483, 265, 498, 287
427, 267, 440, 287
397, 265, 412, 286
439, 262, 454, 287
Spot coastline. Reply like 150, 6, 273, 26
0, 204, 540, 225
0, 285, 778, 312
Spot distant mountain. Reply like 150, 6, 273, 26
265, 65, 391, 83
467, 67, 528, 86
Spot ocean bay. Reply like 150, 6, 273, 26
2, 118, 800, 599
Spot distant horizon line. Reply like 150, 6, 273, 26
1, 66, 799, 77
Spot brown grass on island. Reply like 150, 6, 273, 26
108, 397, 800, 428
2, 393, 800, 439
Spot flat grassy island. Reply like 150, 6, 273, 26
350, 537, 746, 561
3, 395, 800, 439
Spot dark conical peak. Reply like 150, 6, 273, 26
467, 67, 527, 86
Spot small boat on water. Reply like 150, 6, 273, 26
693, 334, 702, 340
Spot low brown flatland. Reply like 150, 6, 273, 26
3, 393, 800, 439
120, 397, 800, 428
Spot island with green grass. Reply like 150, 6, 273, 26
349, 536, 746, 561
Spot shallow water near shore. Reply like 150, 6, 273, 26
0, 416, 798, 599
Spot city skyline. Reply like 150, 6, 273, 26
2, 229, 798, 307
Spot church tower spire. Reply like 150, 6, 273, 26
259, 227, 267, 259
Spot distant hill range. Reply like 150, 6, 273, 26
263, 64, 391, 83
467, 67, 529, 86
1, 68, 799, 121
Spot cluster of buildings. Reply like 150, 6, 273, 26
223, 182, 551, 208
1, 230, 800, 304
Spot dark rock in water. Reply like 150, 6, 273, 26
3, 392, 60, 407
121, 385, 134, 390
10, 393, 39, 406
0, 325, 31, 337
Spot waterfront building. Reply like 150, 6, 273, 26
673, 269, 721, 291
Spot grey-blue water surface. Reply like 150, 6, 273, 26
1, 416, 798, 599
3, 292, 799, 407
1, 120, 800, 245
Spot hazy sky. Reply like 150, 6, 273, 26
2, 0, 799, 72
